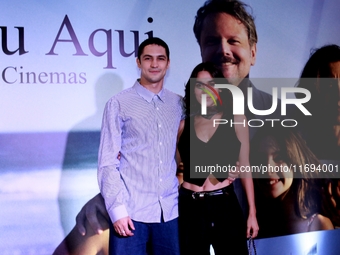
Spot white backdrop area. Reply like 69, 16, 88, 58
1, 0, 340, 254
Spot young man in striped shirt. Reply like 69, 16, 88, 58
97, 37, 182, 255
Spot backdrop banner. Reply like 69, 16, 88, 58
1, 1, 339, 254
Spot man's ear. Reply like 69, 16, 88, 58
250, 43, 257, 66
136, 57, 141, 68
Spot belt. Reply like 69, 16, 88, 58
180, 185, 232, 200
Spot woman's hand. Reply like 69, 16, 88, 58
227, 161, 241, 183
246, 213, 259, 238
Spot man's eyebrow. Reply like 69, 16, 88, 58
203, 34, 242, 40
142, 54, 167, 58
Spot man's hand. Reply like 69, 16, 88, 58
113, 216, 135, 237
76, 193, 110, 236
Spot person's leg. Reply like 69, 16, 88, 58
210, 188, 248, 255
109, 220, 149, 255
149, 218, 180, 255
178, 187, 212, 255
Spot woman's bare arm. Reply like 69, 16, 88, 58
234, 114, 259, 238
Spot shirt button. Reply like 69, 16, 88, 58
159, 142, 162, 145
156, 107, 159, 110
160, 160, 163, 164
160, 196, 163, 199
160, 178, 162, 182
158, 124, 161, 128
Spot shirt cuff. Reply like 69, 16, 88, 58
109, 204, 129, 223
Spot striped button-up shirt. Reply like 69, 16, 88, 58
98, 80, 183, 223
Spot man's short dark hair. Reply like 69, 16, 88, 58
137, 37, 170, 60
193, 0, 258, 46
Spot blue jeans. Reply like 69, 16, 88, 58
109, 218, 180, 255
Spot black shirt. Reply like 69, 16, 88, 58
178, 112, 241, 186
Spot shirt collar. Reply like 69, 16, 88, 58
134, 79, 165, 103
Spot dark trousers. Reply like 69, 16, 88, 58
109, 218, 180, 255
178, 185, 248, 255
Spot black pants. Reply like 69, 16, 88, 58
178, 185, 248, 255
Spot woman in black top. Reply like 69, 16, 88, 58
177, 62, 258, 255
